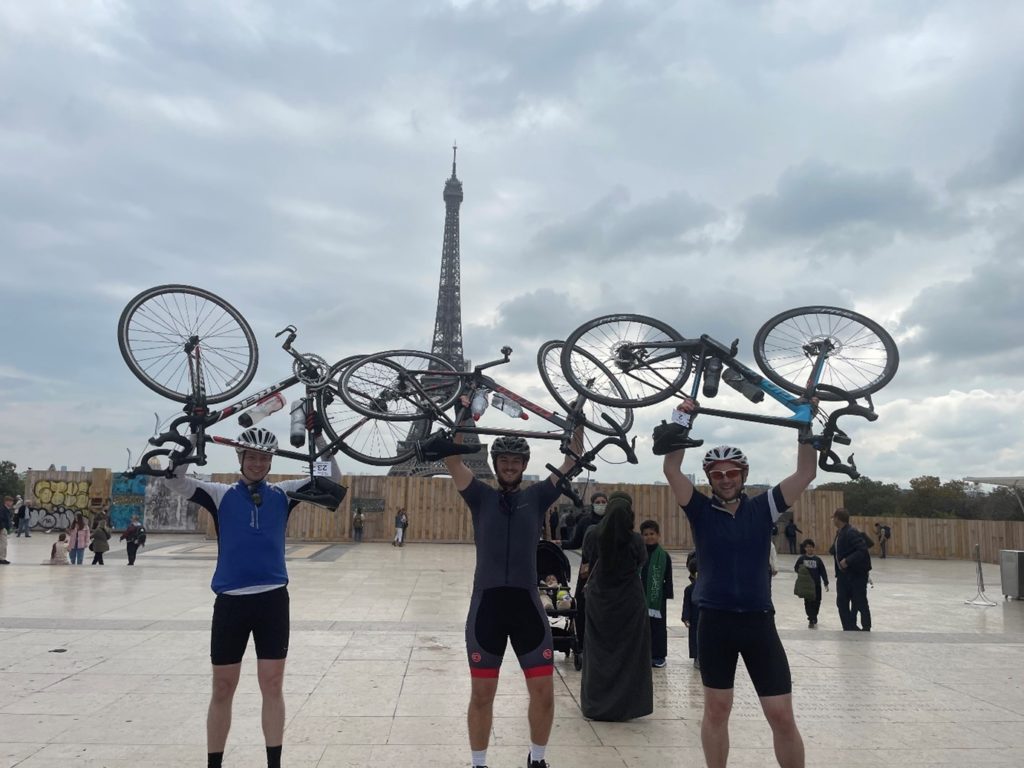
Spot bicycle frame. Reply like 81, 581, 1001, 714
670, 333, 823, 431
404, 349, 638, 504
398, 348, 585, 452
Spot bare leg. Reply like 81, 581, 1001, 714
524, 674, 554, 745
257, 658, 287, 747
760, 693, 804, 768
701, 687, 733, 768
468, 676, 499, 750
207, 663, 242, 753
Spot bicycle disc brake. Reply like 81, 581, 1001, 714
294, 354, 331, 388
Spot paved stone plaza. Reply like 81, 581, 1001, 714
1, 534, 1023, 767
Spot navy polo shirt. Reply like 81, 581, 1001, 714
683, 486, 787, 612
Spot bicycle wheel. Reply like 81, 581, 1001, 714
118, 285, 258, 404
537, 341, 634, 436
318, 357, 421, 466
753, 306, 899, 400
561, 314, 691, 407
340, 350, 462, 422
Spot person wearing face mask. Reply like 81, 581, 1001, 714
553, 491, 607, 660
657, 396, 818, 768
163, 427, 343, 768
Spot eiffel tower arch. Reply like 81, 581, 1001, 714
388, 147, 494, 479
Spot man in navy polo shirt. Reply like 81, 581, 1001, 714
659, 398, 817, 768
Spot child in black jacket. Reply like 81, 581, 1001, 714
794, 539, 829, 627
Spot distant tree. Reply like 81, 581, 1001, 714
0, 460, 24, 498
816, 476, 903, 517
902, 476, 969, 518
973, 487, 1024, 521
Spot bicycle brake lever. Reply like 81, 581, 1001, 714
818, 449, 861, 479
545, 463, 582, 506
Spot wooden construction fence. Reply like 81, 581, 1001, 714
781, 506, 1024, 565
20, 468, 1024, 563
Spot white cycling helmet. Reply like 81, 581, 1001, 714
236, 427, 279, 456
703, 445, 748, 470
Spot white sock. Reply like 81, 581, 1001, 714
530, 743, 546, 762
471, 748, 487, 766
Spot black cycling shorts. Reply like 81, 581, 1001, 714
697, 608, 792, 697
466, 586, 553, 678
210, 586, 290, 666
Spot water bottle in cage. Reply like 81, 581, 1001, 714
238, 392, 286, 427
703, 357, 722, 398
722, 369, 765, 403
470, 390, 490, 421
490, 393, 528, 420
290, 401, 306, 448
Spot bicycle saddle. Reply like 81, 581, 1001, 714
415, 430, 479, 462
286, 477, 348, 511
652, 421, 704, 456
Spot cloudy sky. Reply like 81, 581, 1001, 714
1, 0, 1022, 488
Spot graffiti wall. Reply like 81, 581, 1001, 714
22, 470, 108, 531
110, 473, 147, 529
145, 474, 202, 532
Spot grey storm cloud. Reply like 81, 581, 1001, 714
949, 81, 1024, 190
899, 240, 1024, 375
738, 160, 965, 254
528, 186, 720, 262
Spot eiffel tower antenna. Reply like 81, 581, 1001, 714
389, 147, 494, 479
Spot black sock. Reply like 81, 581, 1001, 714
267, 745, 282, 768
208, 753, 223, 768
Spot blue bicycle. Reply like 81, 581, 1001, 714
559, 306, 899, 477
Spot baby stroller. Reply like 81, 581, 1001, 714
536, 539, 582, 670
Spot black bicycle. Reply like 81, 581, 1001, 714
117, 285, 407, 497
334, 343, 639, 493
559, 306, 899, 477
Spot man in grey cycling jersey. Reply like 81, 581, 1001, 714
163, 426, 342, 768
426, 418, 582, 768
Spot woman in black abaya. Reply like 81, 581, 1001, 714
580, 491, 653, 721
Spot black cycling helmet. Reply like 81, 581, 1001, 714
490, 435, 530, 460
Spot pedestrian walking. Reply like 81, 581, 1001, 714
120, 515, 147, 565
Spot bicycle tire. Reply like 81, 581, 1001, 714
340, 350, 462, 422
560, 314, 692, 408
753, 306, 899, 400
537, 341, 635, 436
317, 356, 421, 466
117, 285, 258, 404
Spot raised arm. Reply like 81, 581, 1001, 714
778, 439, 818, 508
444, 417, 476, 492
314, 434, 343, 483
663, 448, 695, 508
548, 422, 585, 487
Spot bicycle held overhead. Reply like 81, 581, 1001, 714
335, 344, 640, 503
116, 284, 371, 508
558, 306, 899, 478
118, 287, 898, 485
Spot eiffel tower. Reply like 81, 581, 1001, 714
388, 146, 494, 479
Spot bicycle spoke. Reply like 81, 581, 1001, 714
754, 307, 898, 400
562, 314, 689, 407
119, 285, 258, 403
